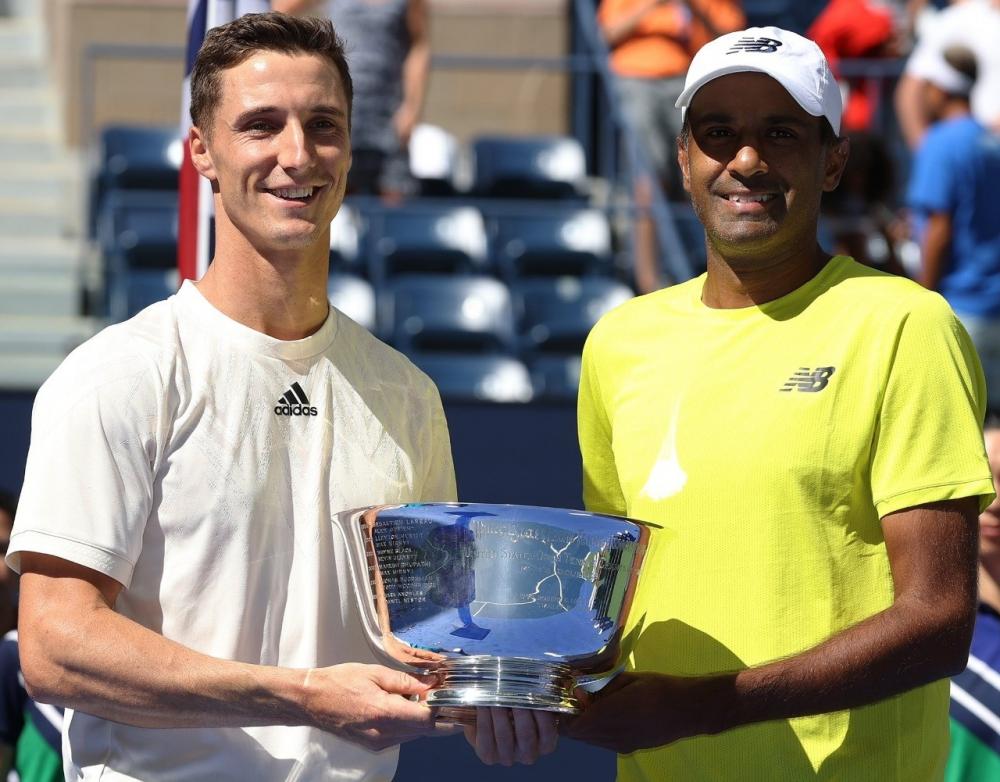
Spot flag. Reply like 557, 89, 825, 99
178, 1, 270, 282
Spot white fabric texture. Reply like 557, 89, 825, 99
8, 281, 457, 781
906, 0, 1000, 126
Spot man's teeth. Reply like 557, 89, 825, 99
726, 193, 775, 203
272, 187, 314, 199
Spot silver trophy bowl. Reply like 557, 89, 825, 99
335, 503, 650, 722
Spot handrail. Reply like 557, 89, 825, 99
570, 0, 694, 283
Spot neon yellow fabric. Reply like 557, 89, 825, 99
578, 257, 995, 782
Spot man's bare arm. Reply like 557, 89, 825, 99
918, 212, 952, 292
566, 499, 979, 752
394, 0, 431, 148
17, 552, 456, 750
894, 73, 929, 150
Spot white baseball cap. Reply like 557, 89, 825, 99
675, 27, 843, 136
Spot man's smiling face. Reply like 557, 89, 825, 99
678, 72, 847, 263
192, 50, 352, 254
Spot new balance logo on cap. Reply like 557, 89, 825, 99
780, 367, 835, 393
727, 37, 783, 55
274, 382, 318, 416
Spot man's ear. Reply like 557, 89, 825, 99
189, 125, 217, 182
676, 135, 691, 194
822, 136, 850, 193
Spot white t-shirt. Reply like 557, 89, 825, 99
8, 281, 457, 781
906, 0, 1000, 126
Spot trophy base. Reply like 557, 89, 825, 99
426, 656, 579, 723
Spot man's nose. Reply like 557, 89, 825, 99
728, 142, 768, 179
277, 123, 311, 171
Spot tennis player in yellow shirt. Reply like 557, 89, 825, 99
566, 26, 995, 782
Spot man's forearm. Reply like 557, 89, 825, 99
706, 590, 974, 735
20, 577, 308, 729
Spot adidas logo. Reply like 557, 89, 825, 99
274, 382, 318, 416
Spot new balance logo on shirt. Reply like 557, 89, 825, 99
727, 37, 783, 55
780, 367, 835, 393
274, 382, 318, 416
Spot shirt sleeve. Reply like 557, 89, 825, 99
7, 341, 161, 587
419, 380, 458, 503
906, 130, 958, 216
870, 293, 995, 517
578, 325, 628, 517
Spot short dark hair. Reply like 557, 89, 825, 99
190, 12, 353, 132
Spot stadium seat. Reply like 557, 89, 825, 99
329, 203, 363, 274
328, 273, 376, 331
100, 190, 179, 271
368, 205, 489, 279
409, 123, 460, 197
106, 268, 178, 324
526, 354, 582, 400
512, 276, 633, 354
411, 353, 534, 403
98, 125, 182, 191
91, 125, 182, 237
489, 206, 614, 278
471, 135, 587, 200
379, 275, 516, 354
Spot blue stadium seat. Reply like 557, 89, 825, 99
368, 205, 488, 279
489, 206, 614, 278
411, 353, 534, 403
106, 269, 178, 324
379, 275, 516, 354
92, 125, 182, 237
329, 203, 363, 275
512, 277, 633, 354
526, 355, 582, 401
99, 125, 182, 191
100, 190, 178, 270
328, 273, 376, 331
409, 123, 460, 197
471, 136, 587, 200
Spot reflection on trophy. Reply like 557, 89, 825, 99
337, 503, 650, 723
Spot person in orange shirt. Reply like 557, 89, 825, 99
598, 0, 744, 291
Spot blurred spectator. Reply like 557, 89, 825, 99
946, 415, 1000, 780
895, 0, 1000, 149
0, 492, 16, 638
821, 132, 907, 273
276, 0, 430, 200
597, 0, 744, 292
808, 0, 899, 133
905, 45, 1000, 403
0, 632, 62, 782
0, 492, 61, 781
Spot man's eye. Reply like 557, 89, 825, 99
246, 121, 274, 133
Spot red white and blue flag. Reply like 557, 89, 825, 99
178, 1, 269, 281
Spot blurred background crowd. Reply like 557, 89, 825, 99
0, 0, 998, 780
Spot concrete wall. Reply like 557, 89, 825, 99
44, 0, 571, 148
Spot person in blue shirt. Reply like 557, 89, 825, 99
947, 415, 1000, 780
906, 44, 1000, 405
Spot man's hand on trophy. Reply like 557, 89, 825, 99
463, 707, 560, 766
299, 663, 462, 751
562, 672, 716, 754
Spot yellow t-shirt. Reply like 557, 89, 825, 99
578, 257, 995, 782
